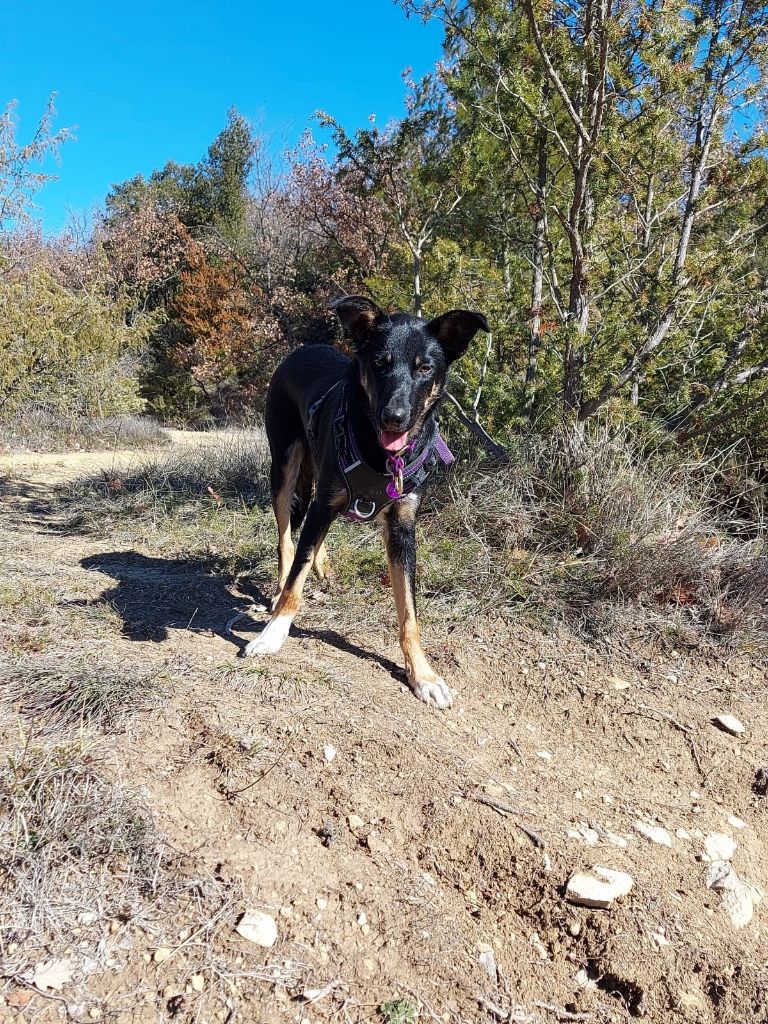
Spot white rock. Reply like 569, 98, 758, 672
323, 744, 337, 762
652, 931, 670, 947
704, 832, 736, 861
634, 822, 673, 847
676, 828, 691, 841
727, 815, 746, 830
316, 897, 328, 911
529, 932, 549, 959
479, 948, 497, 982
603, 830, 629, 849
347, 814, 365, 829
153, 947, 173, 963
357, 912, 367, 926
565, 867, 634, 909
190, 975, 205, 992
721, 885, 755, 929
235, 910, 278, 948
712, 714, 745, 736
608, 676, 631, 690
536, 750, 553, 760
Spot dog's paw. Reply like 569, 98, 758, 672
243, 616, 290, 657
411, 675, 453, 709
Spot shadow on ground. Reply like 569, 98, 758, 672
79, 550, 404, 680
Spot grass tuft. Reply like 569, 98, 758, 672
0, 405, 171, 454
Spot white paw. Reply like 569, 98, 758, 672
243, 616, 290, 657
411, 676, 453, 709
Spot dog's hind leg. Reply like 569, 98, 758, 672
312, 541, 330, 581
383, 499, 453, 710
270, 441, 304, 608
244, 496, 336, 657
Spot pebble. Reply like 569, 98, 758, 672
316, 897, 328, 911
190, 975, 205, 992
536, 750, 553, 760
565, 867, 634, 909
676, 828, 691, 841
153, 947, 172, 964
634, 821, 673, 847
348, 814, 365, 830
235, 910, 278, 947
727, 815, 746, 830
704, 860, 762, 928
704, 832, 736, 861
712, 714, 745, 736
608, 676, 631, 690
323, 744, 337, 762
357, 912, 367, 926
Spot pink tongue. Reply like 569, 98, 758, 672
380, 429, 409, 452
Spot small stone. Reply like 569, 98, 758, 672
721, 886, 755, 929
712, 714, 745, 736
360, 924, 371, 936
357, 912, 367, 926
153, 947, 173, 963
190, 975, 205, 992
602, 794, 614, 805
608, 676, 631, 690
316, 897, 328, 911
704, 832, 736, 861
634, 821, 673, 847
323, 744, 337, 762
565, 867, 634, 909
676, 828, 691, 841
651, 931, 670, 947
89, 1010, 101, 1020
569, 921, 582, 937
536, 750, 553, 760
529, 932, 549, 959
177, 928, 191, 941
727, 815, 746, 830
479, 947, 497, 982
348, 814, 365, 830
235, 910, 278, 947
142, 953, 151, 963
575, 968, 590, 987
603, 830, 629, 848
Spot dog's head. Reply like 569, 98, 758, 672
332, 295, 489, 453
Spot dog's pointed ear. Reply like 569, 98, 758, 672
426, 309, 489, 362
330, 295, 386, 347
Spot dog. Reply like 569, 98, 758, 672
243, 295, 488, 709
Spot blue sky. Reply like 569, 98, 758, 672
2, 1, 443, 233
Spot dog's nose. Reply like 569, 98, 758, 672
382, 406, 408, 430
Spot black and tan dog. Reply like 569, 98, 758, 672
243, 295, 488, 709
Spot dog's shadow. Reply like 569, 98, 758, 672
79, 550, 403, 680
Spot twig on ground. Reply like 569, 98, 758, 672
533, 1002, 592, 1021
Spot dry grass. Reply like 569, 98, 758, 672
51, 423, 768, 655
0, 405, 170, 454
0, 736, 165, 941
0, 654, 163, 731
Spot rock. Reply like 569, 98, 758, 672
634, 821, 673, 847
651, 930, 670, 947
153, 947, 173, 964
727, 815, 746, 830
603, 830, 628, 848
608, 676, 631, 690
754, 767, 768, 796
357, 912, 367, 926
316, 897, 328, 911
704, 860, 761, 929
323, 744, 337, 762
675, 828, 691, 841
536, 750, 553, 760
347, 814, 365, 830
704, 832, 736, 861
478, 947, 497, 983
529, 931, 549, 959
565, 867, 634, 909
190, 975, 205, 993
235, 910, 278, 947
712, 714, 745, 736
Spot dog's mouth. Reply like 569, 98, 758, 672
379, 429, 410, 453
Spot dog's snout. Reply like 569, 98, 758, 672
382, 405, 408, 430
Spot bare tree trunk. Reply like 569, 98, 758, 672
412, 246, 422, 318
524, 128, 548, 417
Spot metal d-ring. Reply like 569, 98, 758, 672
352, 498, 377, 520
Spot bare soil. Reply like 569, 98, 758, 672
1, 432, 766, 1023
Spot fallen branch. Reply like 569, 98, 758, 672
444, 391, 510, 461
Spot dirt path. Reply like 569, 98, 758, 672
1, 434, 766, 1023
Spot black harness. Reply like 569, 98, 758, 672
307, 380, 454, 523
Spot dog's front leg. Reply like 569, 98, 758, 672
244, 500, 334, 658
383, 500, 453, 709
